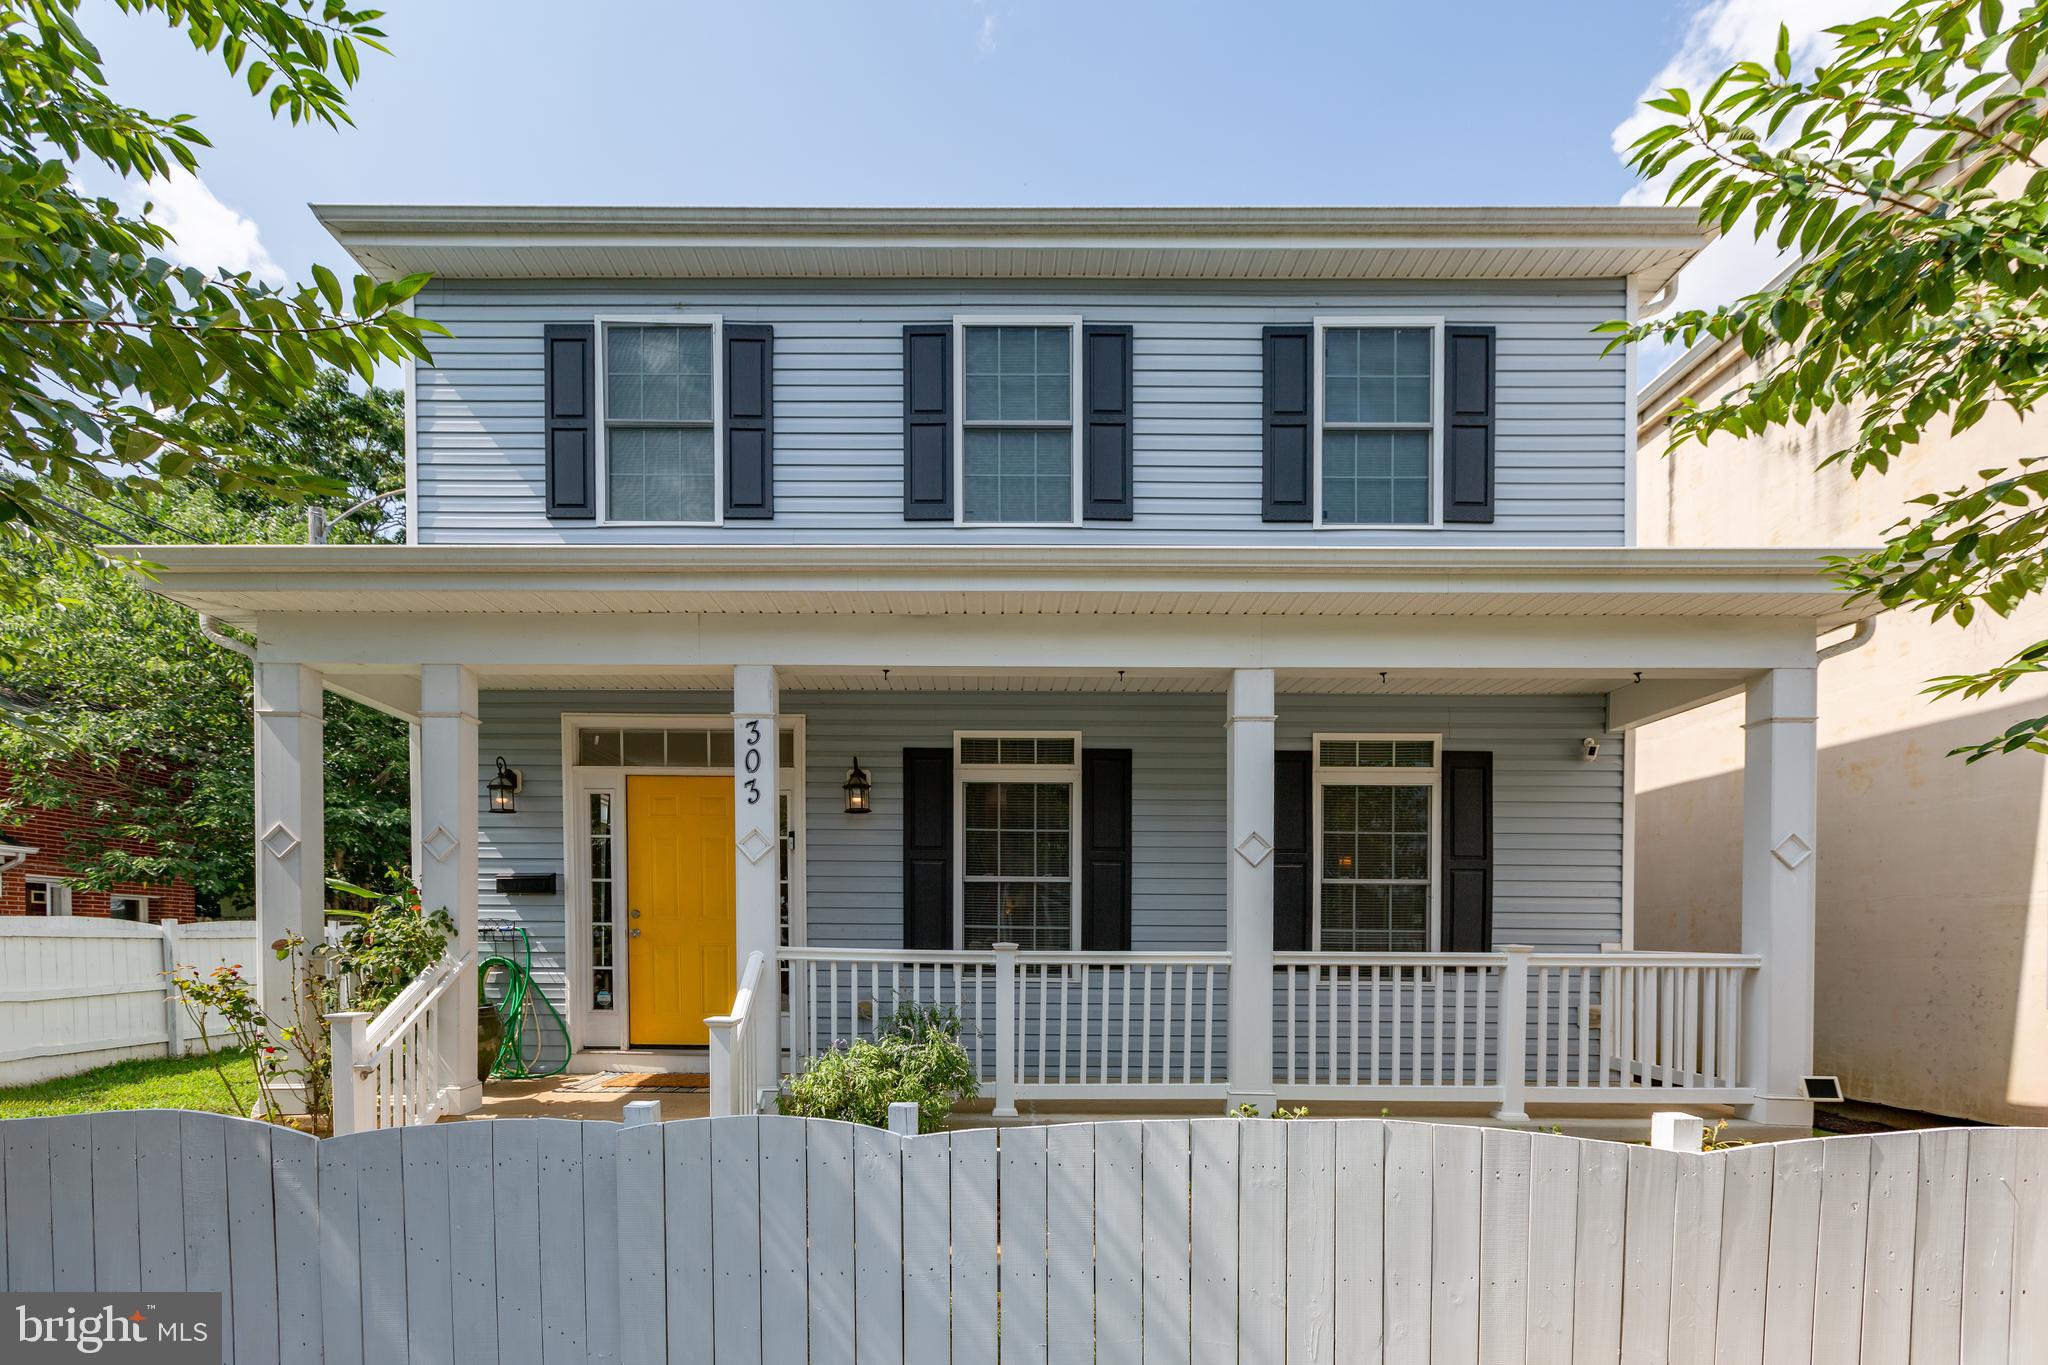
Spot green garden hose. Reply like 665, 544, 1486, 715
478, 923, 572, 1078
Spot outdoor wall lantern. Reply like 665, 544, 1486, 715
487, 757, 523, 814
842, 758, 874, 815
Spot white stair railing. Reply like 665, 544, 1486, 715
327, 950, 473, 1135
707, 949, 771, 1117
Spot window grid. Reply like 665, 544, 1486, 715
1313, 734, 1439, 954
602, 322, 717, 524
1319, 323, 1437, 527
958, 321, 1077, 525
957, 732, 1080, 952
589, 792, 615, 1011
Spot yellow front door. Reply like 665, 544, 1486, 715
626, 775, 735, 1047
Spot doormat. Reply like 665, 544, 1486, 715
574, 1071, 709, 1092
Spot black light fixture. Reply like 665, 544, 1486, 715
842, 757, 873, 815
486, 756, 523, 814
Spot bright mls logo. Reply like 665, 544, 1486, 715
2, 1294, 220, 1363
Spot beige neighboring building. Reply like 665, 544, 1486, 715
1634, 338, 2048, 1125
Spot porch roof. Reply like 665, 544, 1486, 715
118, 543, 1876, 632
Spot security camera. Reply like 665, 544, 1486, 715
1582, 737, 1601, 760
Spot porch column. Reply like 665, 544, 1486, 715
732, 664, 780, 1093
417, 663, 482, 1115
254, 661, 325, 1106
1738, 667, 1817, 1128
1225, 667, 1278, 1113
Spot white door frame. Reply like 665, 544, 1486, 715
560, 712, 806, 1051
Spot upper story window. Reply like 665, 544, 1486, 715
1314, 735, 1439, 952
1317, 319, 1441, 527
957, 319, 1080, 525
601, 319, 719, 524
956, 732, 1081, 950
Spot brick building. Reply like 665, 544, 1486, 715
0, 760, 197, 923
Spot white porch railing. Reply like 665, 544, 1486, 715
769, 944, 1761, 1115
327, 949, 473, 1135
706, 949, 772, 1117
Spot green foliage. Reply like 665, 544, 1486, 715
1230, 1102, 1310, 1119
168, 928, 331, 1129
1609, 0, 2048, 760
0, 383, 411, 909
776, 1002, 980, 1133
0, 0, 442, 603
326, 874, 454, 1012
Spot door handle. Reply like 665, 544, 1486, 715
630, 908, 641, 918
630, 928, 643, 938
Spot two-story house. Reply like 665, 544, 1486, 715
130, 206, 1866, 1134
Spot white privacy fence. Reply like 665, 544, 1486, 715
0, 917, 260, 1085
0, 1111, 2042, 1364
779, 945, 1757, 1116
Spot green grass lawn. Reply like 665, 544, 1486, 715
0, 1049, 259, 1119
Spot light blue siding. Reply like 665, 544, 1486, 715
415, 280, 1628, 546
472, 690, 1623, 1018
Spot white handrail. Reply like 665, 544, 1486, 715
327, 949, 473, 1135
707, 950, 771, 1117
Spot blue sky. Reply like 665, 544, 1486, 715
80, 0, 1875, 374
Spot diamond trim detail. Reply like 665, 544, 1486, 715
422, 826, 459, 863
1234, 831, 1274, 867
737, 828, 776, 864
261, 822, 300, 861
1771, 833, 1813, 870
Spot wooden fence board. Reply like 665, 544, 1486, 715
899, 1132, 949, 1365
1572, 1138, 1628, 1365
445, 1122, 499, 1365
352, 1128, 406, 1365
1332, 1119, 1385, 1365
662, 1117, 713, 1365
1961, 1127, 2018, 1365
1236, 1120, 1287, 1365
1668, 1151, 1725, 1365
615, 1117, 666, 1365
806, 1119, 857, 1365
1097, 1120, 1146, 1365
1477, 1129, 1531, 1365
1713, 1144, 1774, 1365
1430, 1124, 1482, 1365
1858, 1132, 1918, 1365
134, 1109, 186, 1292
490, 1121, 545, 1365
1621, 1145, 1678, 1365
1908, 1129, 1967, 1365
271, 1126, 324, 1365
580, 1121, 621, 1365
1143, 1120, 1192, 1365
534, 1120, 589, 1365
4, 1117, 54, 1291
758, 1116, 810, 1365
851, 1125, 904, 1365
1522, 1134, 1577, 1365
50, 1107, 94, 1290
708, 1116, 761, 1365
180, 1114, 235, 1365
400, 1124, 453, 1365
2013, 1130, 2048, 1364
1762, 1141, 1825, 1365
1000, 1124, 1050, 1365
89, 1111, 140, 1291
316, 1127, 363, 1365
1286, 1120, 1337, 1365
1383, 1122, 1433, 1365
949, 1126, 1000, 1364
1812, 1135, 1872, 1365
1189, 1121, 1239, 1365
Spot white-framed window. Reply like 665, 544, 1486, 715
1314, 317, 1443, 527
25, 876, 71, 917
586, 790, 617, 1012
954, 316, 1082, 526
955, 732, 1082, 951
109, 894, 151, 922
1312, 735, 1440, 952
597, 315, 723, 525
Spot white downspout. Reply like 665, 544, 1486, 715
198, 615, 257, 661
1817, 617, 1877, 662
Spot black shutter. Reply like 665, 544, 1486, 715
1440, 750, 1493, 951
1081, 325, 1135, 521
724, 324, 774, 520
902, 325, 953, 520
1443, 326, 1497, 524
1081, 748, 1134, 950
902, 747, 954, 949
1273, 750, 1312, 950
543, 324, 596, 519
1262, 326, 1314, 522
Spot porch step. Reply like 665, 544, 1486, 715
567, 1047, 710, 1075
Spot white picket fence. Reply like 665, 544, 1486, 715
1, 1111, 2041, 1364
0, 917, 260, 1084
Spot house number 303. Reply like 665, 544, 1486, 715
741, 719, 764, 804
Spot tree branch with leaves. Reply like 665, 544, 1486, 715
0, 0, 440, 606
1607, 0, 2048, 760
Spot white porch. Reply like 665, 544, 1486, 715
141, 543, 1855, 1131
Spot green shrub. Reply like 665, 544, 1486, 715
777, 1001, 979, 1133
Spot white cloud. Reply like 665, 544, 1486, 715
121, 169, 286, 287
1616, 0, 1875, 378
